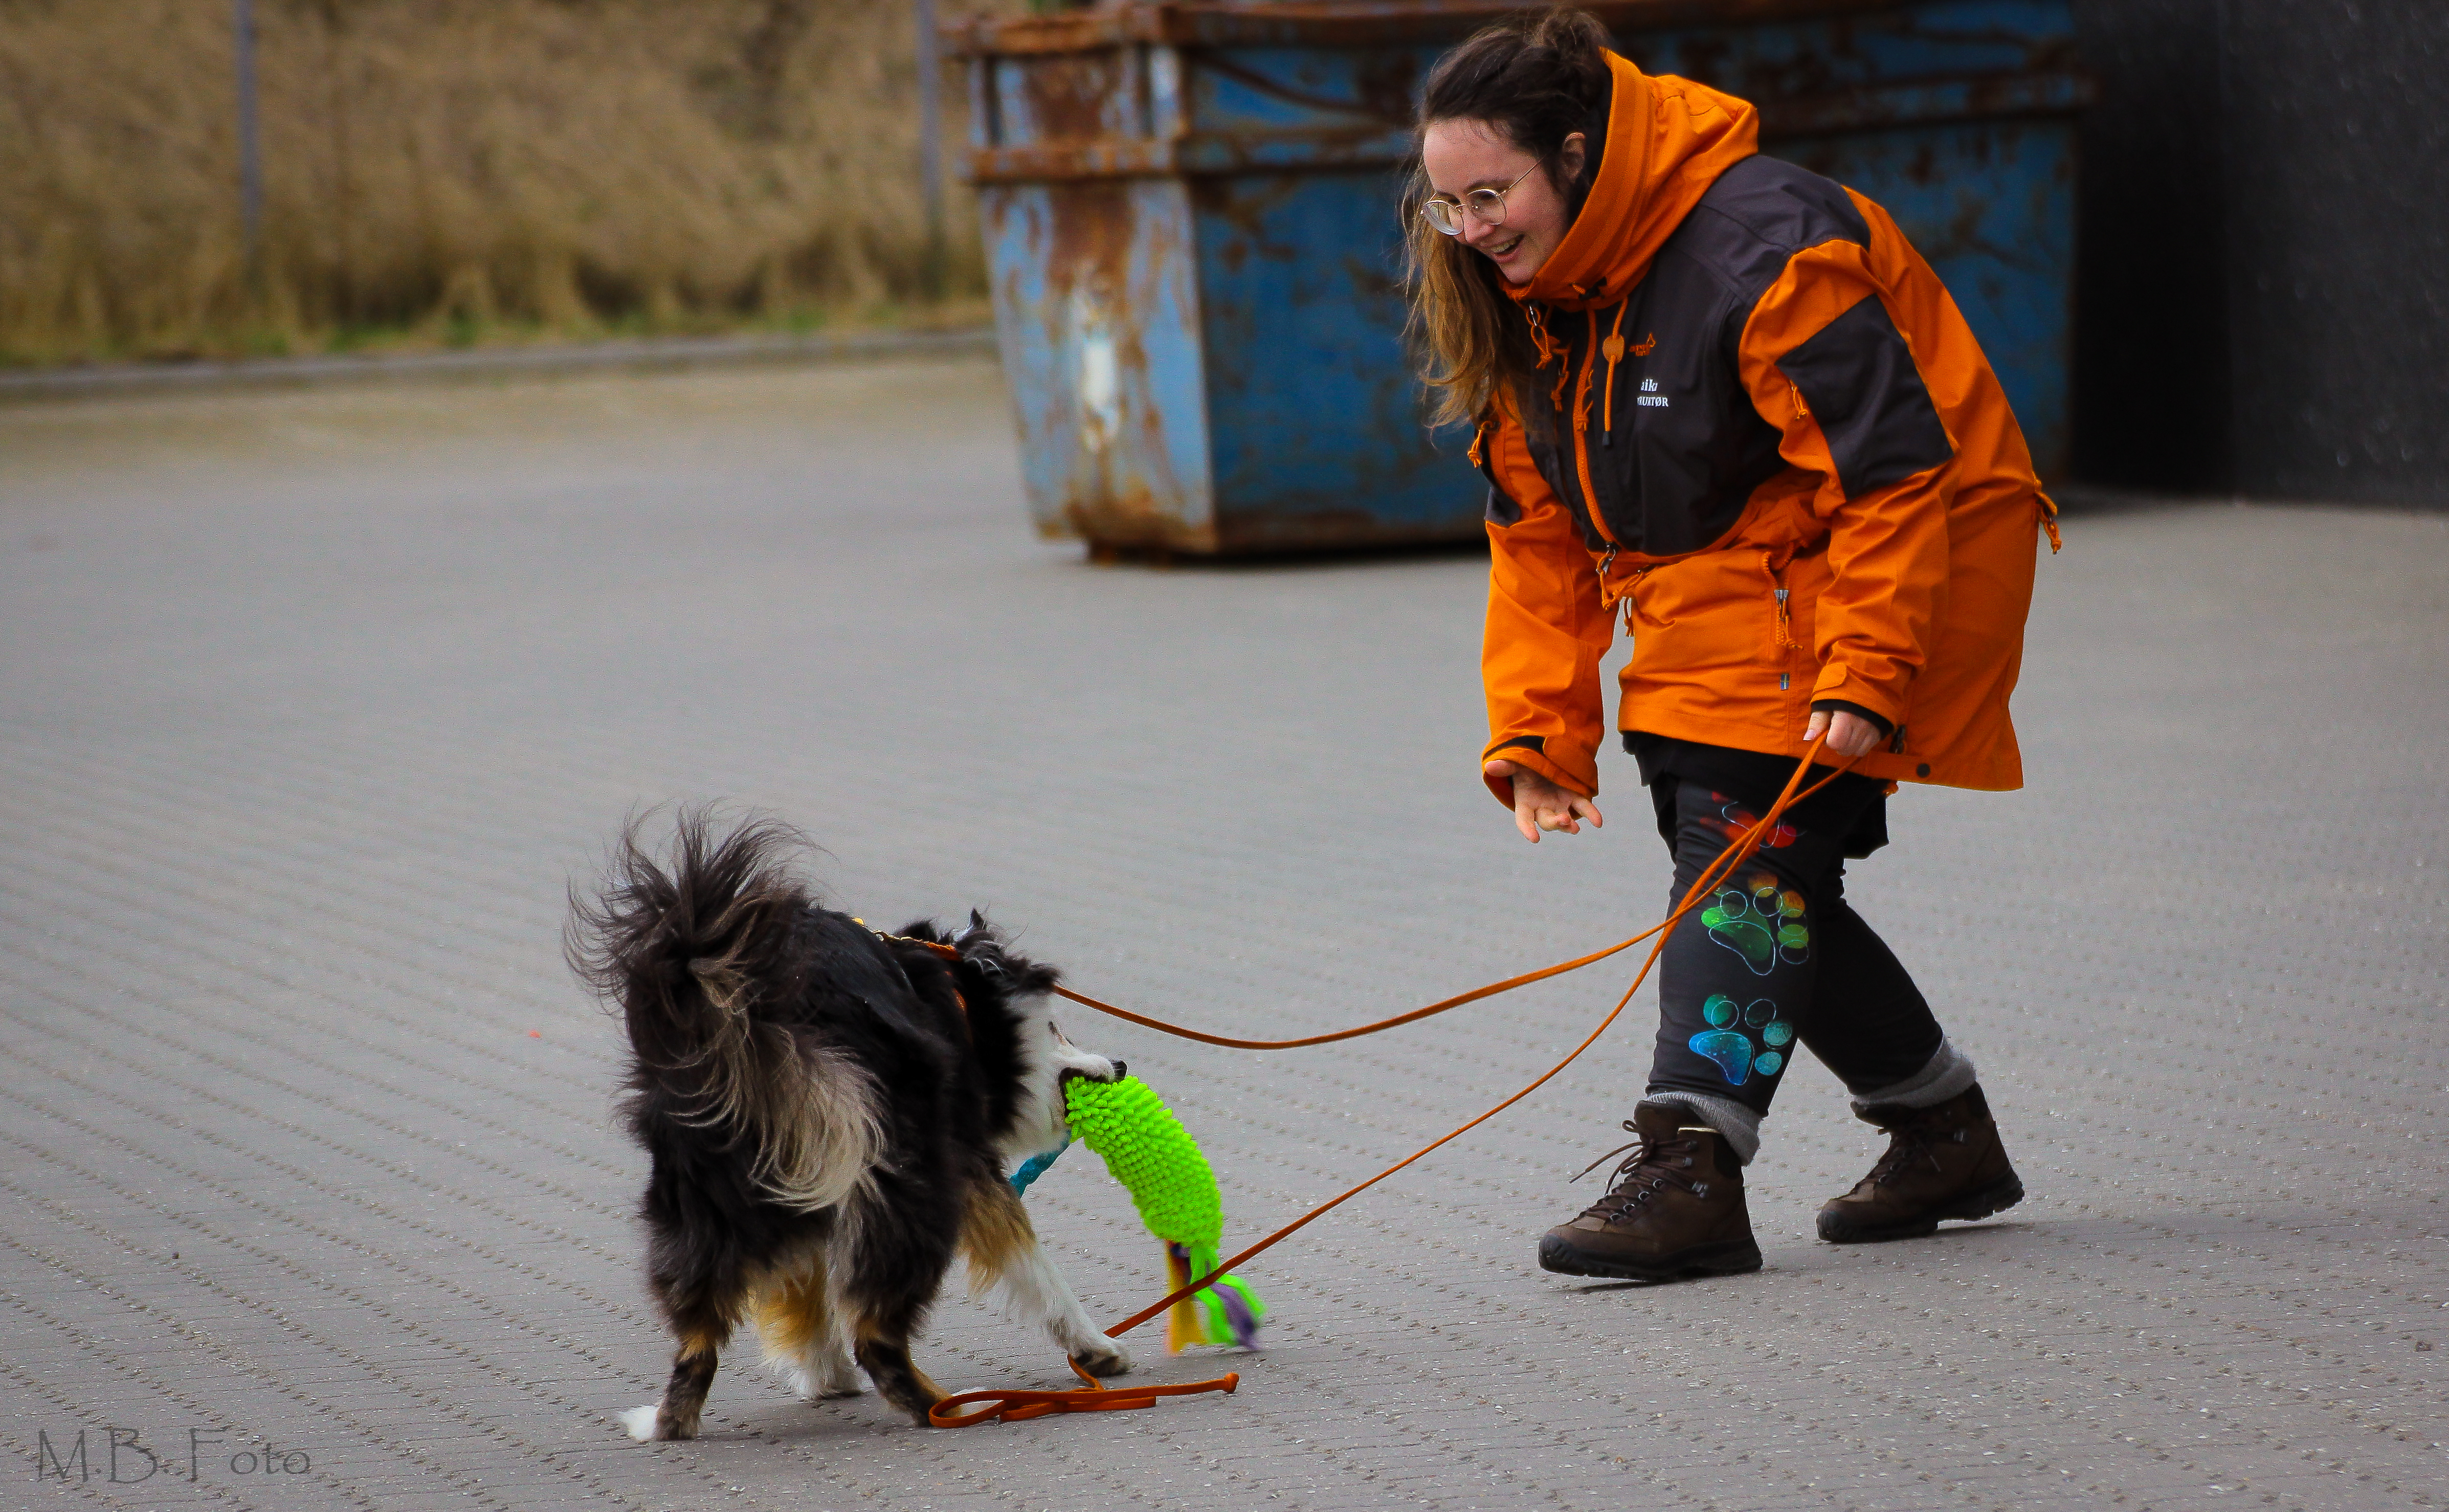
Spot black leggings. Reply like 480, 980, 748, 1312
1646, 773, 1944, 1115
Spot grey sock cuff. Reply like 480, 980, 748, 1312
1640, 1093, 1761, 1165
1846, 1038, 1978, 1115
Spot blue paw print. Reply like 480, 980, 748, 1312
1688, 994, 1794, 1087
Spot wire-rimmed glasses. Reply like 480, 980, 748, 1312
1420, 160, 1544, 236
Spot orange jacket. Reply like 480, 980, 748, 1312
1477, 52, 2055, 809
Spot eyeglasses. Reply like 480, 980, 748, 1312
1420, 160, 1544, 236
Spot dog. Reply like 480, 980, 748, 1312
566, 810, 1133, 1438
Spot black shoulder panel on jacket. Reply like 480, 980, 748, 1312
1674, 155, 1873, 307
1484, 483, 1522, 527
1776, 294, 1955, 498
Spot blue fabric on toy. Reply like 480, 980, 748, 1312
1008, 1138, 1071, 1195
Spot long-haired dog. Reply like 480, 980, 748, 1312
567, 811, 1132, 1438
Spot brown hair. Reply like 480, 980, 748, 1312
1403, 8, 1615, 429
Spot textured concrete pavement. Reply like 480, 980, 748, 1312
2, 359, 2444, 1511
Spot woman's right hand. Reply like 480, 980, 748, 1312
1485, 759, 1603, 844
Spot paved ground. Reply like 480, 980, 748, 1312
1, 358, 2444, 1512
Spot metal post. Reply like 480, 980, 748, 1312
234, 0, 264, 298
916, 0, 946, 299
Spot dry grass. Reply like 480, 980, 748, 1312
0, 0, 1008, 364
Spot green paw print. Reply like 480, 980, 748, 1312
1699, 873, 1808, 976
1688, 995, 1794, 1086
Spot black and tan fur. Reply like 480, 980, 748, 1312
567, 811, 1130, 1437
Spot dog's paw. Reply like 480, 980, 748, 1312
810, 1354, 865, 1399
617, 1403, 663, 1441
1072, 1340, 1133, 1378
764, 1335, 865, 1400
775, 1362, 862, 1400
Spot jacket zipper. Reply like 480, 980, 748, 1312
1776, 588, 1792, 689
1568, 308, 1624, 602
1761, 550, 1800, 684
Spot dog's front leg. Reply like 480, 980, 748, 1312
964, 1180, 1133, 1377
621, 1330, 722, 1441
998, 1234, 1134, 1377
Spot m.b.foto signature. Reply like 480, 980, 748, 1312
33, 1426, 311, 1484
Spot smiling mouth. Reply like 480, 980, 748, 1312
1488, 233, 1525, 258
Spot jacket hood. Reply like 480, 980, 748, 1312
1511, 52, 1760, 310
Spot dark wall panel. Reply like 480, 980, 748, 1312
2069, 0, 2449, 507
2219, 0, 2449, 505
2070, 0, 2231, 492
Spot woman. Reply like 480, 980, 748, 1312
1409, 9, 2054, 1281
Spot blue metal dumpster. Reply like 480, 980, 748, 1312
948, 1, 2089, 555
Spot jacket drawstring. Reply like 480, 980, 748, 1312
1523, 304, 1572, 410
2037, 491, 2063, 553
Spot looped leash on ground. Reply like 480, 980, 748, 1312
915, 740, 1855, 1426
928, 1357, 1242, 1428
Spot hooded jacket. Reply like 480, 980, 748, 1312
1474, 52, 2055, 809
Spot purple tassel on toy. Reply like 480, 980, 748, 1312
1217, 1285, 1260, 1348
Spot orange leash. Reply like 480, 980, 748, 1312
1042, 932, 1648, 1048
922, 742, 1854, 1427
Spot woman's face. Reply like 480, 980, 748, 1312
1420, 119, 1586, 285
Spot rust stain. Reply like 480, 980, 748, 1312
1031, 178, 1203, 547
1018, 49, 1130, 144
1065, 496, 1221, 554
1039, 180, 1133, 306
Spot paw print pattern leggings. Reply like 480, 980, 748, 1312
1647, 771, 1946, 1119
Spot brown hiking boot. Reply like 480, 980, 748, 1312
1816, 1084, 2025, 1243
1538, 1105, 1763, 1281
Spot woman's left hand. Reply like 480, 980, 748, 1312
1802, 707, 1886, 759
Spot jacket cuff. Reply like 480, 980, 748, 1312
1808, 666, 1907, 732
1480, 737, 1596, 810
1808, 699, 1895, 739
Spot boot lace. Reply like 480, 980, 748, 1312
1569, 1121, 1704, 1221
1865, 1116, 1949, 1187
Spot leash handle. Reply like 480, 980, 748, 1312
928, 1356, 1239, 1428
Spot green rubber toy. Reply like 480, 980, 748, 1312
1059, 1075, 1265, 1351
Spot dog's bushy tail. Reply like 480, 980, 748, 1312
568, 808, 881, 1212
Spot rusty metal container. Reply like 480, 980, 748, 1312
948, 1, 2089, 555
